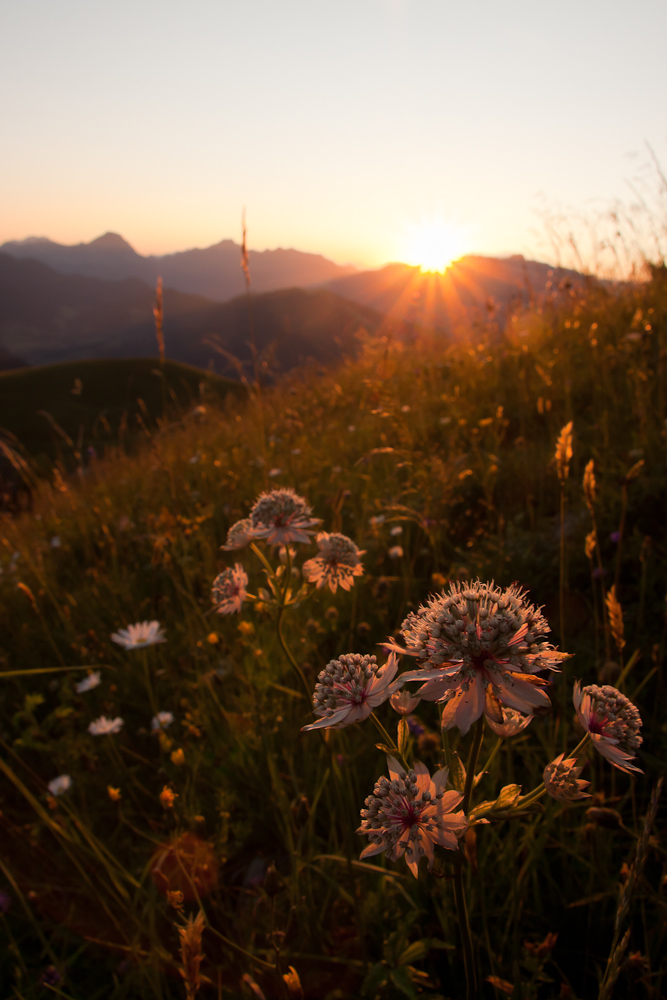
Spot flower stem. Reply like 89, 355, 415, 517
463, 717, 485, 815
453, 860, 478, 1000
276, 608, 310, 700
370, 712, 409, 771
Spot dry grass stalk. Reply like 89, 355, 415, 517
555, 421, 573, 482
585, 529, 597, 560
606, 586, 626, 653
177, 909, 205, 1000
154, 276, 165, 363
583, 458, 596, 512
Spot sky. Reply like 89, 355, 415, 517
2, 0, 667, 270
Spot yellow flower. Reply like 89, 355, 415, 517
107, 786, 122, 802
160, 786, 179, 810
238, 621, 254, 636
171, 748, 185, 766
206, 632, 219, 645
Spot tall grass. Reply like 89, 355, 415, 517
0, 267, 666, 999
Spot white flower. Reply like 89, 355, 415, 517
110, 621, 166, 650
48, 774, 72, 796
211, 564, 248, 615
151, 711, 174, 731
573, 682, 643, 774
88, 716, 124, 736
302, 533, 365, 593
75, 671, 101, 693
390, 525, 403, 536
268, 467, 283, 478
50, 536, 61, 548
302, 653, 399, 731
388, 545, 404, 559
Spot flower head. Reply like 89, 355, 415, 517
221, 518, 254, 551
47, 774, 72, 796
485, 706, 533, 738
390, 689, 422, 716
302, 653, 399, 731
357, 757, 467, 877
211, 564, 248, 615
160, 786, 178, 810
302, 532, 365, 593
152, 711, 175, 731
111, 621, 166, 650
543, 753, 590, 801
88, 715, 124, 736
573, 682, 643, 773
249, 488, 320, 545
75, 670, 101, 693
107, 785, 122, 801
393, 580, 568, 735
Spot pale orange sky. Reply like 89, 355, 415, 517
2, 1, 667, 270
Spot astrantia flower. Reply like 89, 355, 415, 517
221, 518, 254, 551
152, 711, 174, 731
88, 716, 124, 736
75, 670, 101, 693
485, 706, 533, 738
543, 753, 590, 801
301, 653, 399, 731
357, 757, 467, 877
111, 621, 166, 650
391, 580, 569, 735
249, 488, 320, 545
47, 774, 72, 796
390, 690, 422, 716
302, 532, 365, 593
573, 681, 643, 774
211, 564, 248, 615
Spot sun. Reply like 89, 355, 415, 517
401, 218, 470, 274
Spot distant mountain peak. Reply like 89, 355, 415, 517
88, 232, 136, 252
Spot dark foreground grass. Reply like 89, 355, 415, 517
0, 273, 666, 1000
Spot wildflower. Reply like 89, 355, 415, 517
390, 525, 403, 536
152, 711, 174, 731
302, 532, 365, 593
160, 786, 178, 809
50, 536, 62, 548
392, 580, 568, 735
107, 786, 122, 801
268, 467, 283, 478
88, 716, 124, 736
221, 518, 254, 551
75, 670, 101, 693
390, 690, 422, 715
167, 889, 185, 910
485, 706, 533, 738
357, 756, 467, 877
211, 564, 247, 615
573, 682, 643, 773
111, 621, 166, 650
249, 488, 320, 545
555, 421, 573, 482
302, 652, 399, 731
388, 545, 404, 559
47, 774, 72, 796
543, 753, 590, 801
171, 748, 185, 766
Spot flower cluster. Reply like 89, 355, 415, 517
221, 518, 254, 551
302, 653, 398, 731
394, 580, 569, 734
249, 488, 320, 546
211, 564, 248, 615
357, 757, 467, 877
543, 754, 590, 801
302, 532, 365, 593
573, 682, 643, 773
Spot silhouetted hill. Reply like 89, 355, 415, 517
325, 255, 590, 331
1, 232, 355, 301
0, 254, 384, 373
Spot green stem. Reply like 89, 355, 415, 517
276, 607, 310, 699
478, 737, 503, 779
453, 861, 478, 1000
370, 712, 409, 771
250, 541, 275, 578
463, 717, 485, 815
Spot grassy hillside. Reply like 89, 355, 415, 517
0, 357, 242, 465
0, 270, 665, 999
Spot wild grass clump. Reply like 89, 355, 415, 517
0, 268, 666, 999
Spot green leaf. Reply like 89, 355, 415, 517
375, 742, 394, 755
360, 962, 388, 996
390, 965, 418, 999
496, 783, 522, 810
399, 941, 429, 965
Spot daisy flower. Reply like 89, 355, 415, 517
357, 757, 467, 877
47, 775, 72, 796
221, 518, 254, 551
302, 533, 365, 593
88, 716, 124, 736
390, 580, 569, 735
301, 653, 399, 731
151, 711, 175, 731
249, 488, 320, 545
543, 754, 590, 801
211, 564, 248, 615
75, 670, 101, 693
573, 681, 643, 774
111, 621, 166, 650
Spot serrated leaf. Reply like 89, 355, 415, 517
398, 718, 409, 757
448, 750, 466, 793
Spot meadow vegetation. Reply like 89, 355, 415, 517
1, 266, 666, 999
